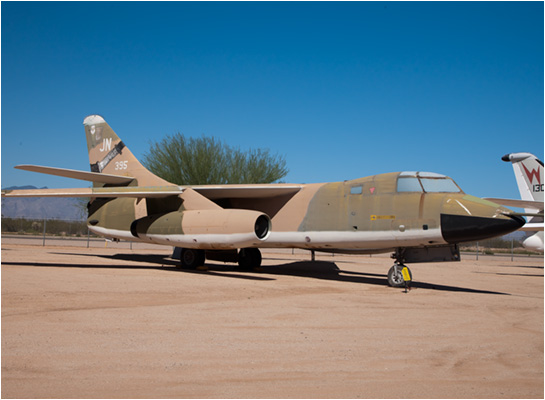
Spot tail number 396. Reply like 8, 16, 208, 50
115, 161, 128, 170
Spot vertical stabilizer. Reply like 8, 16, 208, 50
83, 115, 170, 187
502, 152, 544, 214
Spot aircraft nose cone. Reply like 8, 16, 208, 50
441, 213, 525, 244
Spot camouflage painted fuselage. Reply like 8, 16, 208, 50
86, 171, 521, 253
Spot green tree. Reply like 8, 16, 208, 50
143, 133, 288, 185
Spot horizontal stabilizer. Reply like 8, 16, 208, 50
2, 186, 183, 198
484, 197, 544, 211
520, 222, 544, 232
15, 165, 135, 185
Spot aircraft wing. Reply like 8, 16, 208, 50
192, 185, 302, 199
1, 186, 183, 198
484, 197, 544, 211
2, 184, 303, 200
15, 165, 135, 185
7, 164, 303, 200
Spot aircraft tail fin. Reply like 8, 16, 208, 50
502, 152, 544, 213
83, 115, 170, 187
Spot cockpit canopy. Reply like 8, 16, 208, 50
397, 171, 462, 193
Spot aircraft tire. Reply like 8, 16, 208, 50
178, 248, 205, 269
387, 264, 411, 287
238, 248, 262, 270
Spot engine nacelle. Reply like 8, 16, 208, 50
130, 209, 271, 249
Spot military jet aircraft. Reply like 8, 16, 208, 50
2, 115, 525, 287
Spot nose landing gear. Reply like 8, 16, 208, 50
387, 263, 412, 288
388, 249, 412, 289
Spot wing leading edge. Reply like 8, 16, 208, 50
1, 186, 184, 198
15, 165, 135, 185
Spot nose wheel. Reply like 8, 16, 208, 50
387, 264, 412, 288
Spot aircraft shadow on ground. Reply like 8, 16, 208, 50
8, 252, 275, 282
473, 263, 544, 278
258, 261, 510, 295
3, 252, 511, 295
495, 273, 544, 277
475, 271, 544, 278
493, 263, 544, 270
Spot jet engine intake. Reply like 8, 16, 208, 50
130, 209, 271, 249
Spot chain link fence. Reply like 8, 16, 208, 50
2, 217, 90, 237
2, 216, 97, 247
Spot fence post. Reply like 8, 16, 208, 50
42, 219, 46, 246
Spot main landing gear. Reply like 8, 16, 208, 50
175, 248, 262, 270
178, 248, 206, 270
237, 248, 262, 270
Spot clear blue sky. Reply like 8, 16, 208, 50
2, 2, 543, 201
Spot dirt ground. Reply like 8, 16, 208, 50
2, 239, 543, 398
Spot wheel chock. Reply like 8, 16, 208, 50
402, 266, 412, 293
401, 266, 411, 282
